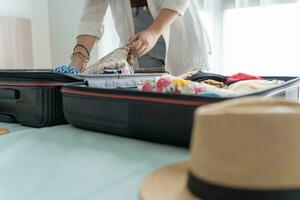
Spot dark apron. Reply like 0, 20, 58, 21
132, 7, 166, 70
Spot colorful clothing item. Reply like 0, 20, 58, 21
139, 74, 285, 97
139, 75, 239, 97
226, 73, 263, 83
228, 80, 284, 93
197, 93, 221, 98
53, 65, 80, 74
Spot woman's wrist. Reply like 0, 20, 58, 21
71, 35, 97, 71
70, 54, 86, 70
147, 25, 163, 38
70, 44, 91, 71
146, 26, 162, 41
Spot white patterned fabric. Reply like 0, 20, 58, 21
82, 46, 134, 75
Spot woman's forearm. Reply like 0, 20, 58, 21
76, 35, 98, 52
71, 35, 97, 70
128, 9, 180, 57
147, 9, 180, 36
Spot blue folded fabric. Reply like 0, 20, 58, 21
103, 69, 122, 74
197, 93, 221, 98
53, 65, 80, 74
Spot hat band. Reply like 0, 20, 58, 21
188, 172, 300, 200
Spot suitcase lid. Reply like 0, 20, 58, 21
0, 69, 81, 83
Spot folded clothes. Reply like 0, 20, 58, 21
87, 76, 158, 89
197, 93, 221, 98
189, 71, 225, 82
228, 79, 284, 93
203, 79, 225, 88
139, 75, 239, 97
53, 65, 80, 74
82, 46, 134, 75
226, 73, 263, 83
177, 70, 199, 80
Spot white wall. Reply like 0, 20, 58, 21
48, 0, 121, 67
0, 0, 52, 68
48, 0, 99, 67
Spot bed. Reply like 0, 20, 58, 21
0, 122, 188, 200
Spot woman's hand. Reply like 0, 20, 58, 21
127, 9, 179, 58
128, 29, 160, 58
70, 54, 87, 71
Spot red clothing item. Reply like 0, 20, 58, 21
226, 73, 263, 83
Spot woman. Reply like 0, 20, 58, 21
70, 0, 209, 76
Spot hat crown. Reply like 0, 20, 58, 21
190, 98, 300, 190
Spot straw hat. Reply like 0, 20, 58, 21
141, 98, 300, 200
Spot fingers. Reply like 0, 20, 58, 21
128, 34, 139, 44
139, 47, 149, 57
131, 39, 150, 56
131, 40, 143, 52
127, 54, 134, 65
136, 44, 148, 57
128, 32, 154, 57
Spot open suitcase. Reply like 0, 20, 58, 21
0, 70, 82, 127
62, 76, 300, 147
0, 70, 163, 127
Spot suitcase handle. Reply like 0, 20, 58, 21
0, 113, 17, 123
0, 88, 19, 99
0, 88, 19, 123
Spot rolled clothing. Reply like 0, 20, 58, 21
228, 80, 284, 94
82, 46, 134, 75
226, 73, 263, 83
139, 75, 239, 97
53, 65, 80, 74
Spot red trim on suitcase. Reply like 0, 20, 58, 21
61, 89, 213, 106
0, 83, 64, 87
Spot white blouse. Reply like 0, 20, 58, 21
78, 0, 210, 75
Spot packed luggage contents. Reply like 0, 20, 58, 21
52, 47, 286, 97
81, 74, 165, 89
139, 74, 237, 97
54, 46, 134, 75
139, 73, 284, 97
81, 46, 134, 75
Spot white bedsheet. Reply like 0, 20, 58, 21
0, 122, 188, 200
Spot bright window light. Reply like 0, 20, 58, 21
222, 3, 300, 76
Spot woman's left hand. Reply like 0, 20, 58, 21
128, 29, 160, 58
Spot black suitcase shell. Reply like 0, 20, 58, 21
0, 70, 81, 127
62, 76, 300, 147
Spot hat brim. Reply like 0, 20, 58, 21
140, 161, 201, 200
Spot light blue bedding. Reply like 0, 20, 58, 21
0, 122, 188, 200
